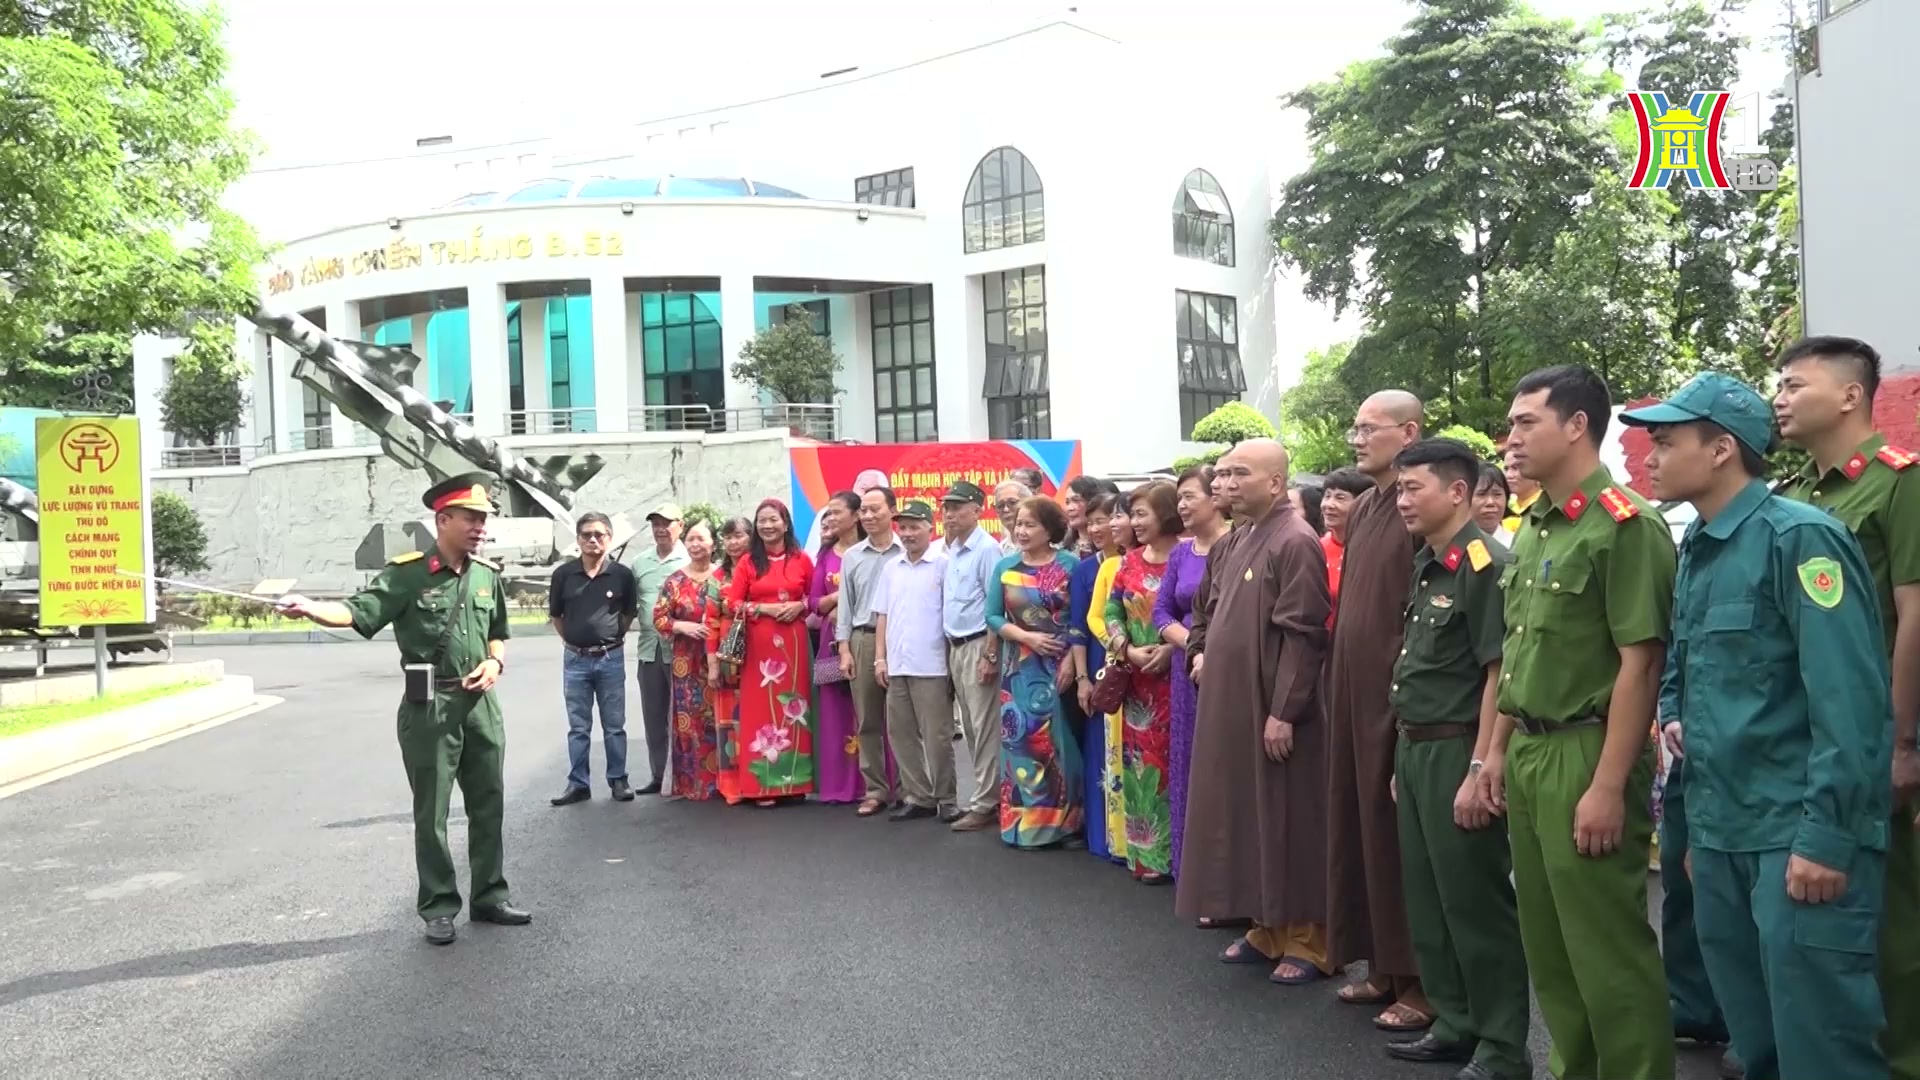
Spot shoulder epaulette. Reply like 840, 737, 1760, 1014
1465, 538, 1493, 572
388, 550, 425, 565
472, 554, 501, 571
1597, 487, 1640, 523
1876, 444, 1917, 471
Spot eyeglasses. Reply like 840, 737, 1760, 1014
578, 531, 610, 541
993, 499, 1021, 512
1345, 423, 1397, 441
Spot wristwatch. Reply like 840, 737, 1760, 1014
1468, 759, 1484, 774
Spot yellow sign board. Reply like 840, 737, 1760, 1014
35, 416, 153, 626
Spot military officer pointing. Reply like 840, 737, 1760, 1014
1627, 372, 1891, 1080
1488, 364, 1676, 1080
1384, 438, 1530, 1080
1772, 335, 1920, 1080
278, 473, 531, 945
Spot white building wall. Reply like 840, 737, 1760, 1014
1797, 0, 1920, 369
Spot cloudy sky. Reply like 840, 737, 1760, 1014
220, 0, 1792, 169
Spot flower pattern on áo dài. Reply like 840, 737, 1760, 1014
653, 568, 724, 801
1107, 546, 1173, 877
987, 551, 1084, 849
706, 552, 817, 803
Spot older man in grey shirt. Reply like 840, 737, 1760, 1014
991, 480, 1032, 556
836, 486, 903, 816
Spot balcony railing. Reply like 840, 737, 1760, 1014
160, 441, 271, 469
627, 404, 840, 440
506, 408, 598, 435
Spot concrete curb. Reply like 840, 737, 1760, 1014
0, 676, 262, 789
173, 621, 557, 647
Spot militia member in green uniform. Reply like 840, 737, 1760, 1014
278, 473, 531, 945
1773, 335, 1920, 1080
1384, 438, 1530, 1080
1626, 372, 1892, 1080
1487, 365, 1675, 1080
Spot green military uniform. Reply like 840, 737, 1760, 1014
1626, 376, 1891, 1080
1777, 432, 1920, 1080
343, 476, 513, 924
1389, 520, 1530, 1079
1498, 464, 1675, 1080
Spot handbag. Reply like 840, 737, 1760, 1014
1087, 657, 1134, 715
717, 610, 747, 675
813, 628, 848, 685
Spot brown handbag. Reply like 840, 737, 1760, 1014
1087, 658, 1133, 714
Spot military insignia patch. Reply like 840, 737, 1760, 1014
476, 589, 491, 599
1598, 488, 1639, 522
388, 550, 425, 565
1429, 594, 1454, 609
1877, 445, 1916, 471
1798, 557, 1844, 609
1466, 539, 1492, 572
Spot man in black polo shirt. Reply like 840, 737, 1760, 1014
550, 511, 640, 806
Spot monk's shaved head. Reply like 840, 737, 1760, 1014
1352, 389, 1425, 479
1219, 438, 1289, 519
1364, 389, 1424, 425
1236, 437, 1290, 478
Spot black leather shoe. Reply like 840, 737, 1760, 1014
610, 779, 634, 802
1453, 1062, 1518, 1080
471, 903, 532, 926
423, 917, 455, 945
635, 780, 663, 796
550, 786, 589, 807
890, 803, 937, 821
1675, 1021, 1729, 1044
938, 803, 963, 823
1385, 1033, 1473, 1064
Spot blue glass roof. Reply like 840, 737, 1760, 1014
444, 176, 811, 208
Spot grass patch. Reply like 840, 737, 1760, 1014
0, 678, 216, 740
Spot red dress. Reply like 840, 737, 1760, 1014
706, 548, 816, 800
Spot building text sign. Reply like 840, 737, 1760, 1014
35, 416, 154, 626
266, 229, 628, 295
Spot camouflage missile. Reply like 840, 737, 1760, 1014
0, 477, 39, 528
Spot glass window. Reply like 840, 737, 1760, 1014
855, 166, 916, 208
770, 299, 831, 341
870, 285, 937, 442
640, 291, 725, 426
1174, 289, 1247, 436
962, 147, 1045, 254
1171, 168, 1236, 267
982, 266, 1050, 439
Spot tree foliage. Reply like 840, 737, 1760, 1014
732, 305, 843, 404
0, 1, 261, 407
1189, 401, 1276, 445
159, 321, 249, 445
151, 489, 210, 582
1433, 423, 1500, 461
1271, 0, 1805, 435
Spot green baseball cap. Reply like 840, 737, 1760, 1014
1619, 372, 1776, 457
893, 499, 935, 522
942, 480, 986, 506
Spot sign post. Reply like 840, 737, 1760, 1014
34, 416, 154, 695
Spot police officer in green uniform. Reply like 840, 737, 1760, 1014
1486, 364, 1675, 1080
1625, 372, 1891, 1080
1383, 438, 1530, 1080
278, 472, 531, 945
1773, 335, 1920, 1080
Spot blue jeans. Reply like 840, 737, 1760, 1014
563, 645, 628, 789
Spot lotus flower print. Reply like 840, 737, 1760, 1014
750, 724, 793, 762
782, 696, 808, 722
758, 657, 789, 687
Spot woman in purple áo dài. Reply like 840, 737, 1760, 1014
1153, 465, 1232, 891
808, 491, 868, 804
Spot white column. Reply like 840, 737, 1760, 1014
325, 298, 361, 446
590, 274, 629, 433
245, 322, 270, 450
720, 274, 759, 418
467, 283, 508, 436
933, 276, 985, 440
270, 337, 300, 453
408, 313, 432, 395
521, 298, 550, 418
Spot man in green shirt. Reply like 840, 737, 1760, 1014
278, 473, 530, 946
1487, 364, 1674, 1080
1384, 438, 1530, 1080
1773, 335, 1920, 1080
1627, 372, 1891, 1080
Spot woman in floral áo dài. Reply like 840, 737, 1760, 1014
706, 500, 816, 807
1104, 480, 1180, 883
1085, 490, 1136, 865
1067, 492, 1126, 862
653, 519, 724, 801
706, 518, 753, 803
987, 496, 1083, 849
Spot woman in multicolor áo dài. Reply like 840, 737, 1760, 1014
987, 496, 1083, 849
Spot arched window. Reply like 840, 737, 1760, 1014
1172, 168, 1235, 266
962, 147, 1045, 253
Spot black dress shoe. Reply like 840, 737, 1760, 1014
471, 903, 532, 926
1385, 1032, 1473, 1064
1675, 1021, 1729, 1045
890, 803, 937, 821
1453, 1062, 1517, 1080
610, 779, 634, 802
423, 917, 456, 945
938, 804, 963, 823
550, 786, 589, 807
635, 780, 663, 796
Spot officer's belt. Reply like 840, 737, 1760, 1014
1511, 713, 1604, 737
1397, 721, 1477, 743
432, 678, 478, 693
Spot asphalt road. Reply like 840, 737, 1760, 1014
0, 637, 1726, 1079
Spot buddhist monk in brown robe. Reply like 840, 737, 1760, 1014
1177, 438, 1333, 984
1325, 389, 1433, 1029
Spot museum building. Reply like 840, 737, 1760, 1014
133, 19, 1279, 475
